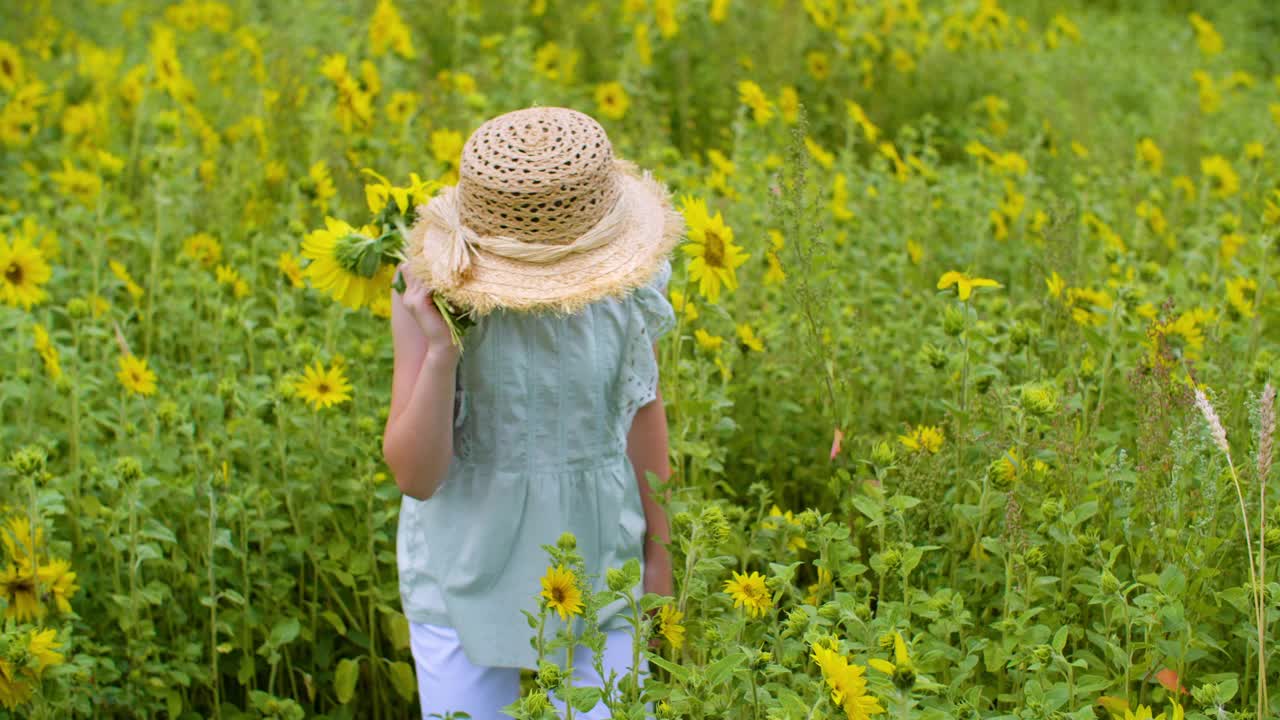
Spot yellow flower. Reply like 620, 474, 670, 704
1244, 142, 1265, 161
278, 252, 305, 288
723, 570, 772, 618
737, 80, 774, 125
117, 354, 158, 396
1137, 138, 1164, 173
307, 160, 337, 213
301, 217, 398, 310
540, 564, 584, 621
709, 0, 730, 23
182, 232, 223, 268
937, 271, 1002, 301
25, 627, 64, 674
679, 195, 749, 303
804, 136, 834, 170
1226, 276, 1257, 319
657, 603, 685, 649
0, 232, 52, 310
764, 250, 786, 285
294, 360, 353, 410
778, 85, 799, 124
36, 558, 78, 614
1045, 271, 1065, 299
898, 425, 944, 454
385, 90, 420, 124
594, 81, 630, 120
370, 0, 416, 58
50, 158, 103, 206
905, 239, 923, 265
846, 101, 880, 143
1188, 12, 1222, 55
0, 41, 24, 93
32, 323, 61, 381
694, 328, 723, 352
670, 289, 698, 321
867, 630, 915, 689
0, 562, 41, 622
736, 323, 764, 352
1172, 174, 1196, 201
430, 129, 464, 168
1200, 154, 1239, 198
654, 0, 679, 38
1063, 286, 1113, 326
810, 640, 886, 720
533, 41, 579, 83
764, 505, 806, 551
806, 51, 831, 80
1192, 70, 1220, 114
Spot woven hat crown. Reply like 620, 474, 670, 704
457, 107, 622, 245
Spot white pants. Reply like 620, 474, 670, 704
409, 621, 652, 719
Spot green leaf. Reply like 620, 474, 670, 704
646, 652, 692, 683
388, 661, 417, 701
335, 658, 360, 704
704, 651, 748, 687
269, 617, 301, 648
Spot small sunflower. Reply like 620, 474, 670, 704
723, 570, 772, 618
0, 233, 52, 310
294, 360, 353, 410
657, 603, 685, 649
679, 195, 749, 304
539, 564, 584, 621
24, 627, 64, 673
37, 558, 79, 614
594, 81, 630, 120
117, 354, 158, 396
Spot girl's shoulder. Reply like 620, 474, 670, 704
624, 255, 676, 342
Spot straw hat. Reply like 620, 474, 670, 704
401, 106, 685, 316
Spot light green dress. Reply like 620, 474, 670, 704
396, 257, 676, 669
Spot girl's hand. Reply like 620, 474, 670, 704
396, 264, 458, 358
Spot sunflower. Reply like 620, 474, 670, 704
277, 251, 304, 288
300, 216, 396, 310
0, 661, 33, 711
937, 270, 1001, 302
594, 81, 630, 120
117, 354, 158, 396
0, 41, 24, 92
0, 232, 51, 310
811, 640, 886, 720
24, 627, 64, 673
0, 562, 42, 622
37, 558, 78, 614
723, 570, 772, 618
898, 425, 944, 454
294, 360, 353, 410
182, 232, 223, 268
539, 564, 584, 621
679, 195, 748, 304
657, 603, 685, 649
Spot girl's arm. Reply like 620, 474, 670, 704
382, 269, 461, 501
627, 343, 674, 598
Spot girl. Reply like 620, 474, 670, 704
382, 106, 683, 720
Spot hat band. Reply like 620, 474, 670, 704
420, 165, 633, 288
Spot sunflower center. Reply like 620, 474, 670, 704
5, 262, 22, 285
551, 586, 565, 604
1, 58, 11, 78
317, 382, 330, 395
703, 230, 726, 268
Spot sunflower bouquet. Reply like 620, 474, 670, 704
298, 168, 476, 349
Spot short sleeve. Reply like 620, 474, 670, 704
631, 256, 676, 341
615, 256, 675, 430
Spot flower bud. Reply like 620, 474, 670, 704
522, 691, 552, 713
536, 661, 562, 689
879, 548, 902, 571
1100, 569, 1120, 594
556, 532, 577, 551
1020, 382, 1060, 417
606, 567, 630, 593
872, 441, 896, 467
114, 456, 143, 483
942, 305, 965, 337
1265, 527, 1280, 551
1040, 497, 1063, 521
920, 342, 948, 370
66, 298, 89, 319
7, 445, 47, 478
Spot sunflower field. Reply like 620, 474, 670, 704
3, 0, 1280, 717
